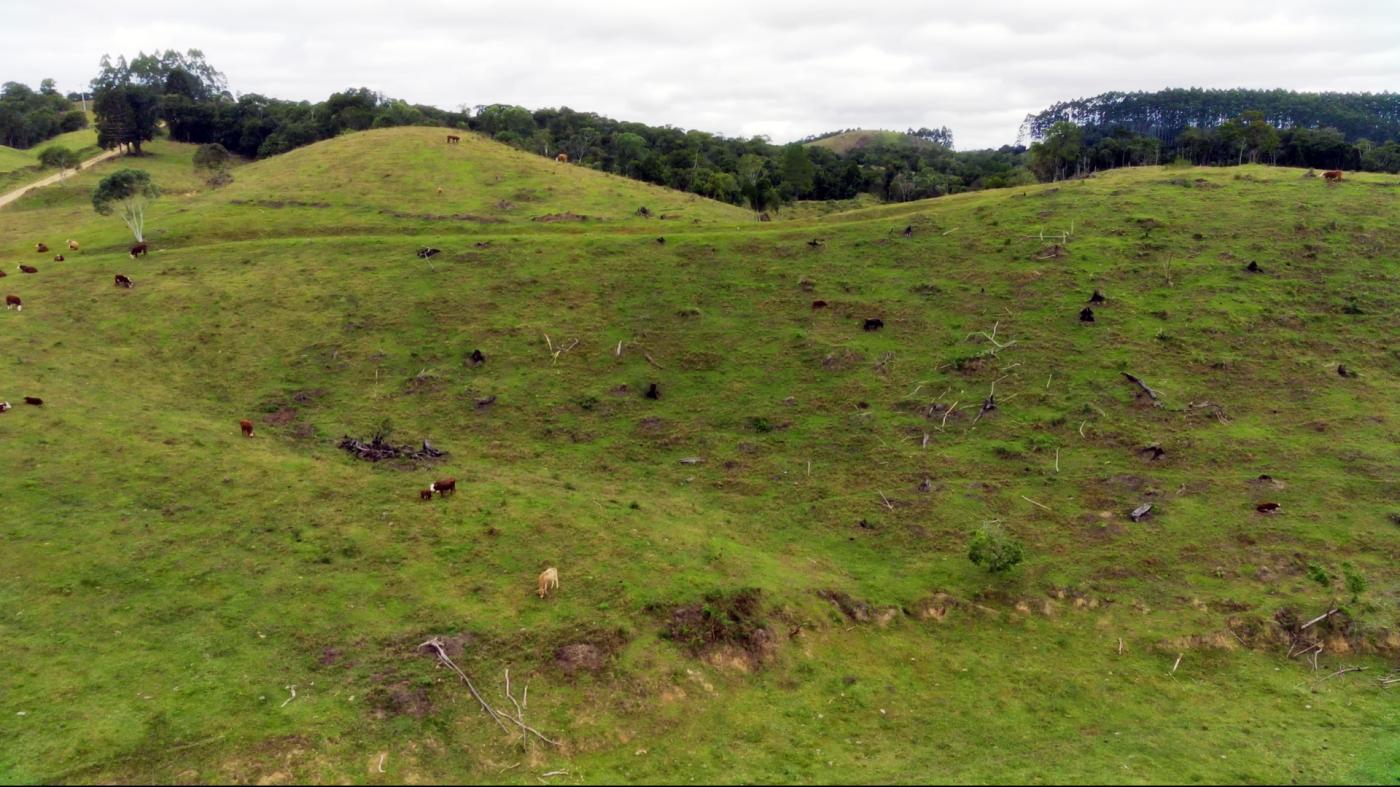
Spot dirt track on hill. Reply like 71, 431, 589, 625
0, 149, 119, 210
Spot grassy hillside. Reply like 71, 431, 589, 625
0, 124, 101, 191
1, 130, 1397, 783
806, 129, 932, 155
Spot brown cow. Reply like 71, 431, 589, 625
1323, 170, 1343, 182
240, 419, 255, 437
53, 254, 64, 262
812, 300, 828, 309
420, 488, 434, 501
430, 478, 456, 496
35, 243, 48, 253
555, 153, 569, 163
115, 274, 134, 288
446, 135, 461, 144
18, 265, 37, 274
130, 242, 148, 258
23, 396, 42, 406
5, 294, 20, 311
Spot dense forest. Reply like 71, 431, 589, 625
1023, 89, 1400, 179
0, 80, 88, 149
69, 53, 1400, 210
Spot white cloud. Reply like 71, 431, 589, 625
2, 0, 1397, 148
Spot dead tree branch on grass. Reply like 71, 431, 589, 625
420, 638, 511, 734
1122, 372, 1162, 407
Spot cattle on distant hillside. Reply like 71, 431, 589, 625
5, 295, 20, 311
129, 242, 148, 258
240, 419, 254, 437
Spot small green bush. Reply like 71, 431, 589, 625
968, 523, 1024, 574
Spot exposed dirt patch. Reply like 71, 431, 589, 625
534, 212, 590, 223
368, 680, 434, 719
659, 589, 776, 668
231, 199, 330, 209
821, 349, 865, 371
378, 208, 504, 222
265, 407, 298, 426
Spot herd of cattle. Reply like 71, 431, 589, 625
5, 239, 146, 313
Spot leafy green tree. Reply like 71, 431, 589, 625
1027, 122, 1083, 181
615, 132, 648, 176
968, 523, 1024, 574
37, 145, 81, 178
778, 144, 815, 198
93, 169, 159, 241
193, 142, 232, 187
93, 84, 160, 154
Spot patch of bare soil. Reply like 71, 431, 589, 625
659, 589, 776, 669
533, 212, 590, 223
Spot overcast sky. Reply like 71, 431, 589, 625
3, 1, 1398, 149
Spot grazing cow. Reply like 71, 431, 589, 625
1323, 170, 1343, 182
18, 265, 37, 274
420, 488, 434, 501
808, 239, 825, 248
446, 135, 461, 144
129, 242, 148, 258
645, 383, 660, 400
902, 224, 913, 237
1245, 260, 1261, 273
5, 295, 20, 311
0, 401, 9, 412
1079, 307, 1095, 322
1256, 502, 1281, 514
67, 240, 79, 251
655, 236, 665, 244
239, 419, 254, 437
430, 478, 457, 496
863, 318, 884, 331
555, 153, 569, 163
23, 396, 42, 406
416, 247, 441, 259
35, 243, 48, 253
1089, 290, 1106, 304
812, 300, 828, 309
0, 270, 6, 277
53, 254, 64, 262
436, 187, 444, 195
114, 274, 134, 288
537, 567, 559, 599
469, 349, 485, 366
758, 212, 771, 222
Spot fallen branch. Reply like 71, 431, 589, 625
879, 491, 895, 511
1317, 666, 1366, 683
420, 638, 511, 734
643, 352, 665, 370
1021, 495, 1052, 512
1300, 608, 1339, 630
280, 685, 297, 708
614, 340, 623, 357
939, 401, 959, 431
1122, 372, 1162, 406
1171, 653, 1183, 676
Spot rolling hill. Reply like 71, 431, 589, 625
805, 129, 938, 155
0, 129, 1396, 783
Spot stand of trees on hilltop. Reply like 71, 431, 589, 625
0, 80, 88, 148
1024, 89, 1400, 179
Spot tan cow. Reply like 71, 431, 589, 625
537, 567, 559, 598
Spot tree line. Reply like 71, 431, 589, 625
0, 79, 88, 149
1024, 89, 1400, 179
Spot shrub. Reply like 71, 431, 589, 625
968, 522, 1024, 574
1342, 563, 1367, 602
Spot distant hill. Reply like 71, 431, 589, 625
805, 128, 939, 155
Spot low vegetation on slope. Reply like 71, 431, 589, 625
0, 128, 1396, 783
